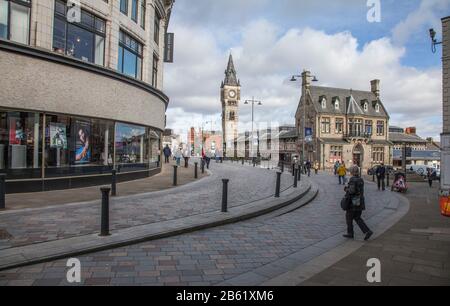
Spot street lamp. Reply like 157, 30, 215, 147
244, 97, 262, 158
290, 73, 318, 165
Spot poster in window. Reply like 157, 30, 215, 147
50, 123, 67, 149
74, 120, 91, 164
305, 127, 313, 143
9, 117, 25, 145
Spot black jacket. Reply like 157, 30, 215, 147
376, 166, 386, 178
344, 176, 366, 211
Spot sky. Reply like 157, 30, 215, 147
164, 0, 450, 140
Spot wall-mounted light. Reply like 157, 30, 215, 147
429, 28, 442, 54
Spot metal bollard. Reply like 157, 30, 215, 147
221, 179, 229, 212
281, 162, 284, 173
194, 162, 198, 179
185, 157, 189, 168
0, 174, 6, 210
173, 165, 178, 186
292, 164, 295, 176
387, 173, 390, 187
111, 170, 117, 197
275, 172, 282, 198
242, 158, 244, 165
293, 169, 298, 188
297, 166, 301, 182
100, 187, 111, 236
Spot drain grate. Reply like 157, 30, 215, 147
0, 229, 12, 240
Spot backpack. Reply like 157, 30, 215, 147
348, 178, 362, 207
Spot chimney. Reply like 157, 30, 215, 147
371, 79, 380, 98
405, 127, 417, 135
302, 70, 311, 90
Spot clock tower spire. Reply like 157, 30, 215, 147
221, 53, 241, 158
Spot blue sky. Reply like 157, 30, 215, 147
165, 0, 449, 138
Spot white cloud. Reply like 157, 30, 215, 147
164, 5, 443, 140
392, 0, 450, 45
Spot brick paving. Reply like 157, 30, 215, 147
302, 182, 450, 286
0, 161, 293, 250
0, 172, 400, 286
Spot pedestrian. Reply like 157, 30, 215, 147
174, 147, 182, 166
205, 150, 211, 169
306, 160, 312, 177
334, 161, 340, 176
375, 163, 386, 191
338, 162, 347, 185
427, 168, 436, 188
163, 144, 171, 164
314, 161, 319, 175
341, 166, 373, 241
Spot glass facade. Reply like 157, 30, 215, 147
0, 108, 161, 181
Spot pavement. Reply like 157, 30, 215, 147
0, 161, 311, 270
0, 171, 407, 286
301, 181, 450, 286
3, 160, 208, 210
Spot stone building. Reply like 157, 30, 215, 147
0, 0, 174, 192
295, 71, 391, 170
221, 54, 241, 158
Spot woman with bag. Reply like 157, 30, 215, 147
341, 166, 373, 241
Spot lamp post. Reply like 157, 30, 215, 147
244, 97, 262, 158
290, 73, 318, 165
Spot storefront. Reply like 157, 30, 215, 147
0, 108, 161, 193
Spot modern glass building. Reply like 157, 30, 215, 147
0, 0, 174, 193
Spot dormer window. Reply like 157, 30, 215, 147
321, 97, 327, 109
364, 103, 368, 112
375, 103, 380, 113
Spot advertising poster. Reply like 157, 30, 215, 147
305, 127, 313, 143
9, 117, 25, 145
74, 120, 91, 164
50, 123, 67, 149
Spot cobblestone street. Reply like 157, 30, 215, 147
0, 171, 403, 286
0, 162, 292, 250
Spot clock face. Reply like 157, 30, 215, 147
229, 90, 236, 98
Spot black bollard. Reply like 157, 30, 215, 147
281, 162, 284, 173
275, 172, 282, 198
100, 187, 111, 236
242, 158, 244, 165
387, 173, 390, 187
194, 162, 198, 179
201, 160, 205, 174
292, 164, 295, 176
111, 170, 117, 197
297, 166, 301, 182
293, 169, 298, 188
222, 179, 229, 212
173, 165, 178, 186
0, 174, 5, 210
184, 157, 189, 168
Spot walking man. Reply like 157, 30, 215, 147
342, 166, 373, 241
163, 145, 171, 164
375, 163, 386, 191
306, 160, 312, 177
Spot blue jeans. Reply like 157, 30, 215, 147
339, 175, 346, 184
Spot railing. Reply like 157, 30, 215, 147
344, 132, 372, 139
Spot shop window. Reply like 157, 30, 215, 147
149, 129, 161, 166
45, 115, 114, 177
0, 0, 31, 44
53, 0, 106, 66
115, 123, 149, 171
0, 110, 42, 179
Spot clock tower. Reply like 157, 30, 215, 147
221, 54, 241, 158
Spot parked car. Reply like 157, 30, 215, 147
367, 165, 395, 176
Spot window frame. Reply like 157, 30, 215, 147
52, 1, 106, 66
321, 117, 331, 134
376, 120, 385, 136
120, 0, 128, 15
1, 0, 32, 44
118, 29, 143, 80
152, 53, 159, 87
154, 9, 160, 45
335, 118, 344, 134
131, 0, 138, 22
140, 0, 146, 29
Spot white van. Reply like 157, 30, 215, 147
408, 165, 429, 176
